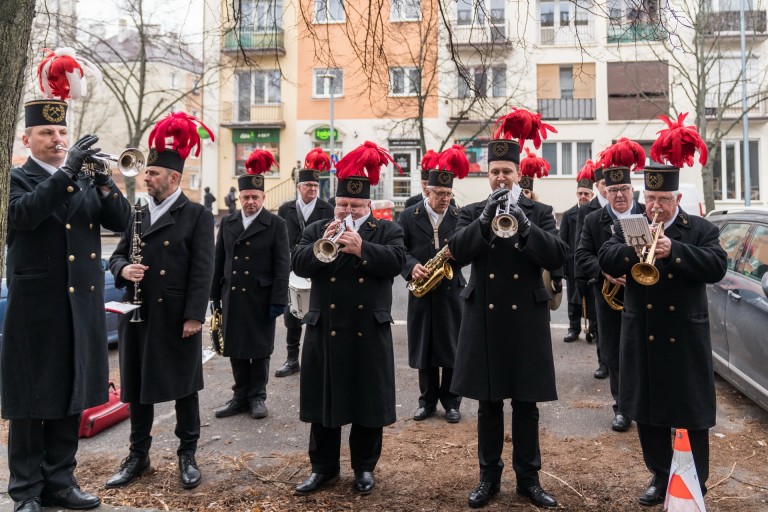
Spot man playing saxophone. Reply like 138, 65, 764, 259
398, 146, 468, 424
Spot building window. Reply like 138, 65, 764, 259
705, 56, 761, 116
236, 70, 281, 122
390, 67, 421, 96
540, 141, 592, 176
315, 0, 345, 23
233, 129, 280, 177
713, 140, 760, 201
607, 61, 668, 120
457, 0, 505, 25
607, 0, 665, 42
240, 0, 283, 30
391, 0, 421, 21
458, 66, 506, 98
313, 68, 344, 97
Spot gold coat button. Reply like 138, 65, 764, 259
163, 241, 170, 246
675, 258, 681, 264
358, 305, 363, 310
246, 241, 250, 245
514, 242, 519, 248
513, 274, 519, 280
331, 330, 337, 337
231, 286, 236, 291
489, 274, 495, 279
357, 332, 363, 337
362, 260, 368, 265
358, 278, 364, 284
668, 273, 674, 279
66, 223, 71, 230
648, 335, 655, 341
491, 244, 496, 249
158, 298, 163, 303
443, 238, 448, 243
241, 288, 246, 292
244, 271, 249, 275
512, 304, 518, 310
89, 223, 94, 229
670, 337, 676, 343
232, 271, 237, 275
330, 304, 336, 309
624, 257, 630, 262
647, 304, 653, 310
67, 186, 74, 193
488, 304, 494, 310
245, 256, 250, 260
234, 256, 239, 260
330, 277, 336, 283
69, 255, 75, 262
69, 287, 75, 293
669, 306, 675, 311
160, 270, 166, 276
112, 193, 118, 199
90, 253, 96, 259
90, 286, 95, 292
141, 242, 146, 247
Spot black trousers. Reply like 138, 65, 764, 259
637, 424, 709, 494
477, 400, 541, 488
129, 392, 200, 457
567, 301, 582, 331
230, 357, 270, 401
284, 310, 303, 360
7, 415, 80, 501
418, 367, 461, 410
308, 423, 383, 474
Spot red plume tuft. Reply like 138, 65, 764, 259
335, 141, 401, 186
148, 112, 214, 160
36, 47, 102, 100
245, 149, 277, 175
520, 147, 550, 179
651, 112, 708, 168
420, 149, 440, 171
576, 159, 599, 182
492, 107, 557, 149
304, 147, 331, 171
437, 144, 469, 180
597, 137, 646, 171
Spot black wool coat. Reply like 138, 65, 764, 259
404, 193, 425, 209
277, 198, 334, 250
448, 196, 567, 402
398, 203, 465, 369
211, 211, 290, 359
559, 204, 580, 304
2, 159, 130, 419
598, 211, 727, 429
110, 193, 214, 404
575, 202, 644, 368
292, 215, 405, 428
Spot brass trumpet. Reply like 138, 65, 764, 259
601, 279, 624, 311
55, 145, 145, 178
313, 222, 346, 263
491, 184, 518, 238
631, 211, 664, 286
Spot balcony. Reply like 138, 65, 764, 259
222, 28, 285, 55
607, 21, 667, 43
538, 98, 596, 120
451, 21, 511, 48
705, 92, 768, 118
220, 101, 285, 127
447, 96, 508, 124
702, 10, 767, 37
540, 20, 596, 45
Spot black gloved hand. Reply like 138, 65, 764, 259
479, 188, 510, 224
60, 134, 100, 180
211, 300, 222, 313
89, 157, 114, 188
269, 304, 286, 319
576, 279, 588, 298
508, 202, 531, 238
552, 279, 563, 294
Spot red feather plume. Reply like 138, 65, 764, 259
492, 107, 557, 149
651, 112, 708, 168
148, 112, 214, 159
304, 147, 331, 171
597, 137, 646, 171
576, 159, 599, 182
335, 141, 402, 186
520, 147, 550, 179
245, 149, 277, 175
437, 144, 469, 180
420, 149, 440, 171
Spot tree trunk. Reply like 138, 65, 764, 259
0, 0, 37, 278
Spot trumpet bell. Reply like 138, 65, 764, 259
491, 213, 518, 238
631, 263, 660, 286
313, 239, 339, 263
117, 149, 144, 177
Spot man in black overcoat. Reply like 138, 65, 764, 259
448, 136, 566, 509
106, 113, 214, 491
274, 151, 334, 377
575, 164, 644, 433
212, 151, 290, 419
292, 144, 406, 496
599, 138, 727, 506
398, 161, 465, 424
559, 171, 593, 342
3, 100, 130, 512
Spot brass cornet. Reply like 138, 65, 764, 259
631, 211, 664, 286
55, 145, 145, 178
491, 184, 518, 238
313, 222, 346, 263
601, 279, 624, 311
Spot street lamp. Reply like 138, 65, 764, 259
319, 73, 336, 198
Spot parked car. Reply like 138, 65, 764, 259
706, 207, 768, 412
0, 259, 123, 346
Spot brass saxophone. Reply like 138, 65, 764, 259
210, 306, 224, 355
407, 245, 454, 298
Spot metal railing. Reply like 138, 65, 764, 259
451, 20, 510, 46
447, 96, 508, 122
702, 10, 767, 34
607, 21, 667, 42
221, 101, 284, 124
538, 98, 596, 120
540, 20, 596, 45
704, 92, 767, 118
264, 177, 296, 211
223, 28, 284, 51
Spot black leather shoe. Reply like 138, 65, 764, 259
250, 399, 268, 419
295, 472, 340, 495
353, 471, 375, 494
413, 406, 436, 421
594, 364, 609, 379
468, 481, 500, 508
445, 408, 461, 423
105, 453, 151, 488
612, 413, 632, 432
179, 453, 202, 489
639, 485, 666, 506
275, 358, 300, 377
41, 486, 100, 510
563, 328, 580, 342
585, 331, 595, 343
13, 498, 41, 512
214, 398, 249, 418
517, 485, 558, 508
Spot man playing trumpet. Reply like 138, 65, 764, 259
398, 146, 467, 424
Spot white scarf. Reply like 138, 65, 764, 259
242, 207, 263, 230
148, 187, 182, 225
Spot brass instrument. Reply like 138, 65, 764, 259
407, 245, 454, 297
631, 212, 664, 286
210, 306, 224, 355
55, 145, 144, 178
601, 279, 624, 311
129, 200, 145, 322
491, 184, 518, 238
313, 222, 346, 263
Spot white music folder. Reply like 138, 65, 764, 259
617, 214, 653, 249
105, 301, 141, 314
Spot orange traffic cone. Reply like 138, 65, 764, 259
664, 429, 706, 511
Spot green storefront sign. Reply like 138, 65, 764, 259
314, 128, 339, 141
232, 128, 280, 144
